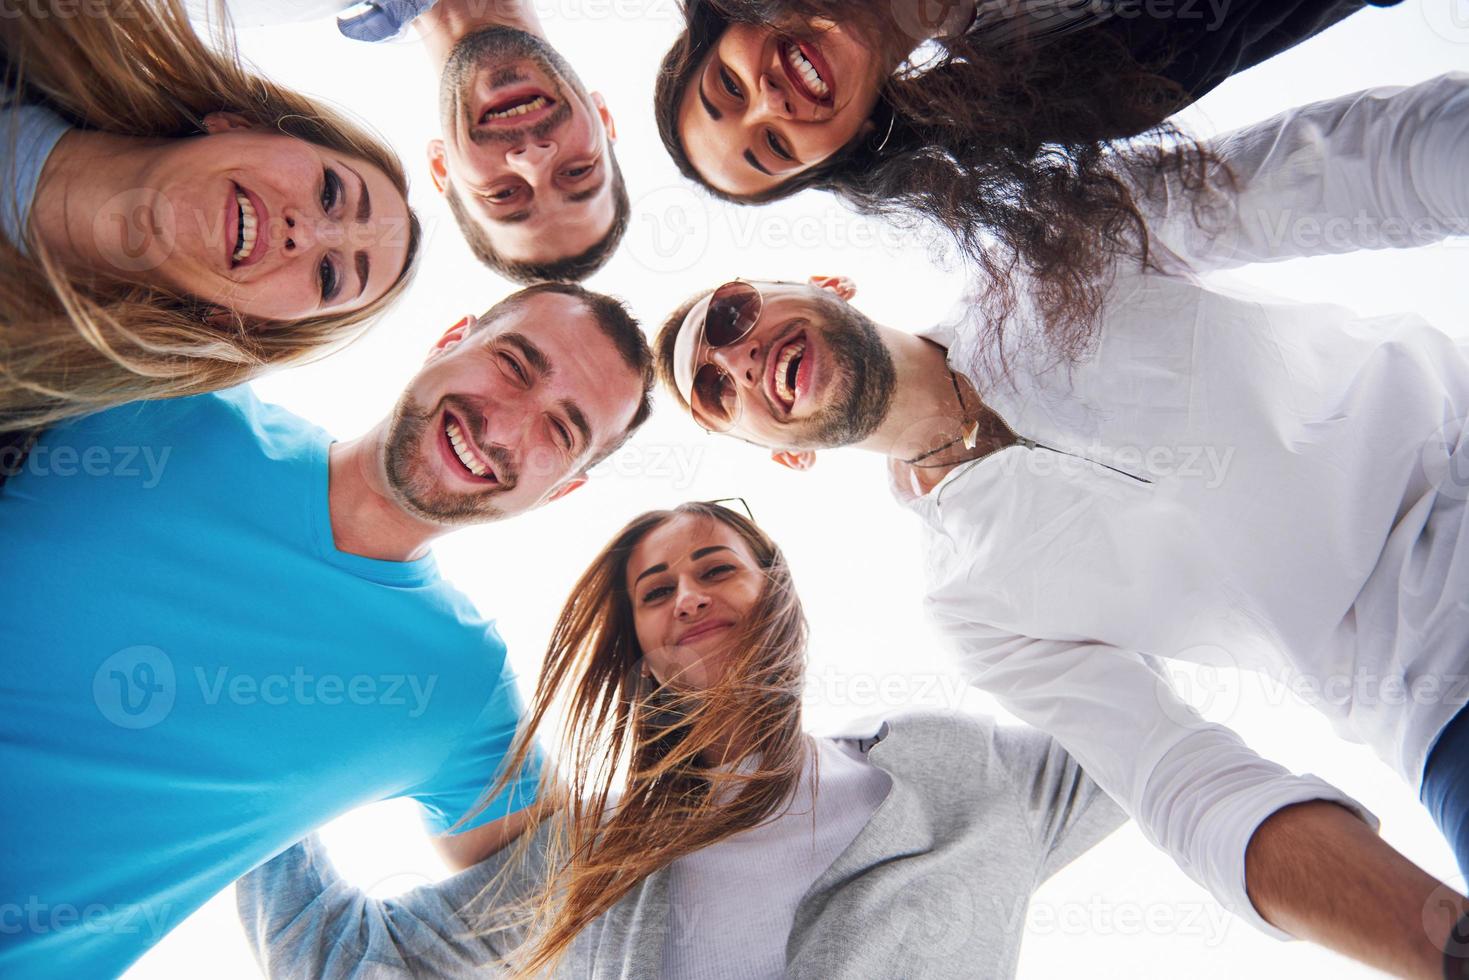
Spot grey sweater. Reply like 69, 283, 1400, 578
237, 710, 1126, 979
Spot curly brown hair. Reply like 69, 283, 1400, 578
654, 0, 1226, 362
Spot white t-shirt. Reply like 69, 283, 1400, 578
659, 736, 891, 979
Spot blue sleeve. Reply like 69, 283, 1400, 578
409, 659, 543, 837
2, 103, 72, 253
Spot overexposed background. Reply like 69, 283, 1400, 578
127, 1, 1468, 976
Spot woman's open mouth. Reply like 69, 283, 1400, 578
440, 411, 499, 484
478, 88, 558, 127
768, 332, 812, 413
228, 182, 266, 268
780, 41, 833, 106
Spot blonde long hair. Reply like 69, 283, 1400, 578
481, 502, 810, 976
0, 0, 423, 430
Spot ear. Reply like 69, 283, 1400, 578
427, 315, 476, 361
771, 450, 816, 471
808, 275, 856, 302
548, 476, 588, 502
200, 111, 254, 135
590, 91, 617, 144
426, 139, 450, 196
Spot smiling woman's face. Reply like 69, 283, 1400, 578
677, 22, 887, 197
104, 113, 413, 322
627, 514, 766, 692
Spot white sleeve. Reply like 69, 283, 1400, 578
927, 610, 1378, 940
1138, 72, 1469, 272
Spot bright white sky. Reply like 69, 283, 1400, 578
126, 2, 1468, 976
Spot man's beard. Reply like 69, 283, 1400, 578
439, 26, 586, 145
383, 394, 517, 526
787, 303, 896, 450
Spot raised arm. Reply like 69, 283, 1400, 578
931, 613, 1465, 974
237, 826, 549, 979
1137, 72, 1469, 272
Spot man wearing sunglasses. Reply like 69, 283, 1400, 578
0, 283, 653, 978
654, 75, 1469, 975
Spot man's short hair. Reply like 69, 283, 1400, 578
476, 282, 654, 467
655, 290, 706, 415
447, 152, 631, 285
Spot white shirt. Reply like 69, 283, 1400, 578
899, 73, 1469, 938
659, 736, 891, 980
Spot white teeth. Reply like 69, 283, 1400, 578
774, 339, 805, 408
784, 44, 830, 98
484, 95, 548, 121
231, 190, 258, 263
445, 419, 490, 478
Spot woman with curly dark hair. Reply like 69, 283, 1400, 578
654, 0, 1401, 355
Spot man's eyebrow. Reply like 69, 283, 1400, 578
343, 163, 371, 222
560, 399, 592, 451
634, 546, 734, 584
698, 77, 722, 121
743, 150, 772, 176
486, 208, 534, 225
500, 332, 551, 375
565, 173, 607, 205
353, 251, 369, 300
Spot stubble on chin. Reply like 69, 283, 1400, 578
383, 395, 507, 527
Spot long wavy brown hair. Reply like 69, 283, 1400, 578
0, 0, 423, 430
482, 501, 810, 976
654, 0, 1227, 362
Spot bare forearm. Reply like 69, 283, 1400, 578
1246, 799, 1465, 978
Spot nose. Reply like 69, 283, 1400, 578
710, 341, 762, 392
749, 73, 795, 122
504, 141, 557, 179
674, 583, 711, 620
281, 210, 343, 255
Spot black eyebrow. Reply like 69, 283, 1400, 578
634, 545, 734, 585
698, 77, 722, 121
743, 150, 772, 176
565, 173, 607, 205
353, 251, 369, 300
500, 332, 551, 376
487, 208, 534, 225
560, 399, 592, 452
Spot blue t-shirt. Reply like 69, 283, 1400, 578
1, 102, 71, 253
0, 387, 541, 978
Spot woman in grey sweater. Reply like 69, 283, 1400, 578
237, 501, 1125, 978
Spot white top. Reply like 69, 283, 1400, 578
899, 72, 1469, 939
659, 736, 892, 979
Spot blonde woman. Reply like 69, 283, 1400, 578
239, 501, 1126, 978
0, 0, 422, 435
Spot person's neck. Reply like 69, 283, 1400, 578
854, 330, 978, 463
413, 0, 548, 72
30, 130, 168, 277
327, 425, 444, 563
